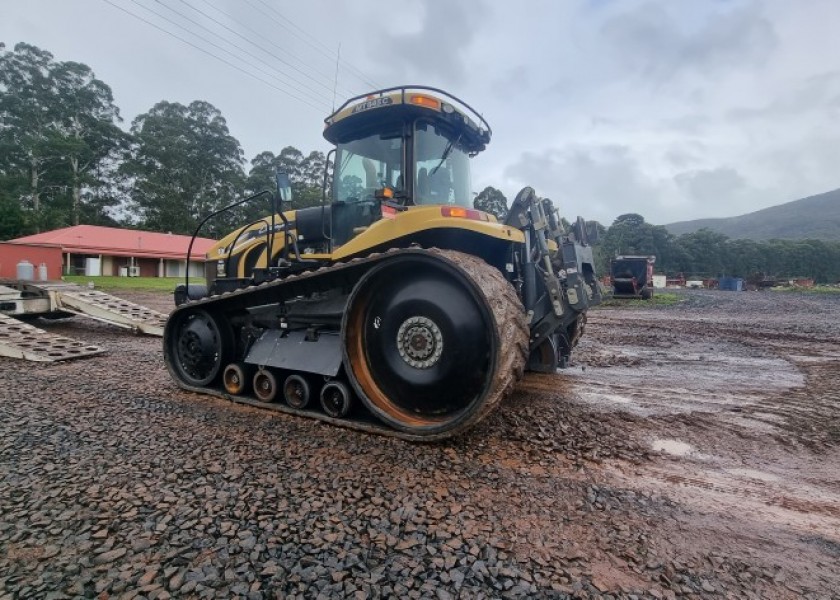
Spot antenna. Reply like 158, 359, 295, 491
332, 42, 341, 111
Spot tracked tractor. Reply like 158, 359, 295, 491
164, 86, 601, 440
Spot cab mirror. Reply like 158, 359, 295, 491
276, 172, 293, 203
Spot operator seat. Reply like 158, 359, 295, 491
416, 167, 430, 203
429, 168, 451, 202
363, 157, 377, 190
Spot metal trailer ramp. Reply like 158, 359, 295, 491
54, 288, 168, 336
0, 313, 104, 362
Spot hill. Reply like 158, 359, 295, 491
665, 188, 840, 241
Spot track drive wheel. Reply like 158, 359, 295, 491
343, 250, 527, 439
165, 309, 230, 387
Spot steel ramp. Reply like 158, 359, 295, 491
53, 289, 168, 336
0, 313, 104, 362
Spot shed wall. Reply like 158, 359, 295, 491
0, 243, 64, 279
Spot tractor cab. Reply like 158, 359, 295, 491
322, 86, 492, 246
189, 88, 495, 296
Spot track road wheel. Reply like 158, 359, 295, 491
343, 250, 528, 440
320, 381, 352, 418
223, 362, 251, 395
253, 369, 279, 402
165, 309, 230, 387
283, 374, 311, 409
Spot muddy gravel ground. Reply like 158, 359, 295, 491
1, 289, 838, 599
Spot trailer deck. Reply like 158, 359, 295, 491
0, 280, 167, 362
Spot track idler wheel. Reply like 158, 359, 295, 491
320, 381, 352, 418
343, 252, 501, 439
222, 362, 252, 395
283, 374, 311, 409
164, 309, 230, 387
253, 369, 279, 402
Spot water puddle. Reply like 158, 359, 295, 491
726, 467, 780, 482
651, 438, 694, 456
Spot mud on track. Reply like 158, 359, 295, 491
0, 288, 838, 598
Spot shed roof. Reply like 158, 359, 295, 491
10, 225, 216, 260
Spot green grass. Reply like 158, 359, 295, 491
771, 285, 840, 294
596, 292, 684, 308
63, 275, 204, 293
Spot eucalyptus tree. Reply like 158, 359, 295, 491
0, 42, 126, 235
473, 186, 508, 220
123, 100, 245, 237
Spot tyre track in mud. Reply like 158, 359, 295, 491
565, 289, 840, 597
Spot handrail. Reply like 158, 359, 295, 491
321, 147, 336, 243
185, 190, 272, 296
325, 85, 492, 138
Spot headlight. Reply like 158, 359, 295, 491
216, 260, 226, 277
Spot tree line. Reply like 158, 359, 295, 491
595, 213, 840, 283
4, 43, 838, 282
475, 189, 840, 283
0, 42, 328, 240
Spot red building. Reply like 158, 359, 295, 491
0, 225, 216, 279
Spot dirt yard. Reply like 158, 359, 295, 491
0, 289, 837, 599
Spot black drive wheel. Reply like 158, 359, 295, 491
223, 362, 251, 395
283, 374, 311, 409
343, 255, 497, 437
165, 309, 229, 387
253, 369, 279, 403
320, 381, 352, 418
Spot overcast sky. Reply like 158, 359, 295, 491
3, 0, 838, 225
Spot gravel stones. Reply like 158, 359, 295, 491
0, 289, 838, 597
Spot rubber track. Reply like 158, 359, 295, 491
166, 247, 529, 441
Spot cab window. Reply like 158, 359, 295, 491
414, 121, 472, 208
334, 132, 403, 203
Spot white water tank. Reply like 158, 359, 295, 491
38, 262, 48, 281
16, 259, 34, 280
84, 257, 101, 276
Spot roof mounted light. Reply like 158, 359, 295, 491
410, 94, 441, 110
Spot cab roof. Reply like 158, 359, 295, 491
323, 86, 492, 154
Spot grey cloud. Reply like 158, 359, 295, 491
601, 2, 778, 81
727, 70, 840, 121
376, 0, 486, 85
664, 143, 706, 168
663, 114, 710, 135
674, 167, 747, 205
502, 144, 665, 224
490, 65, 530, 96
499, 145, 776, 226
